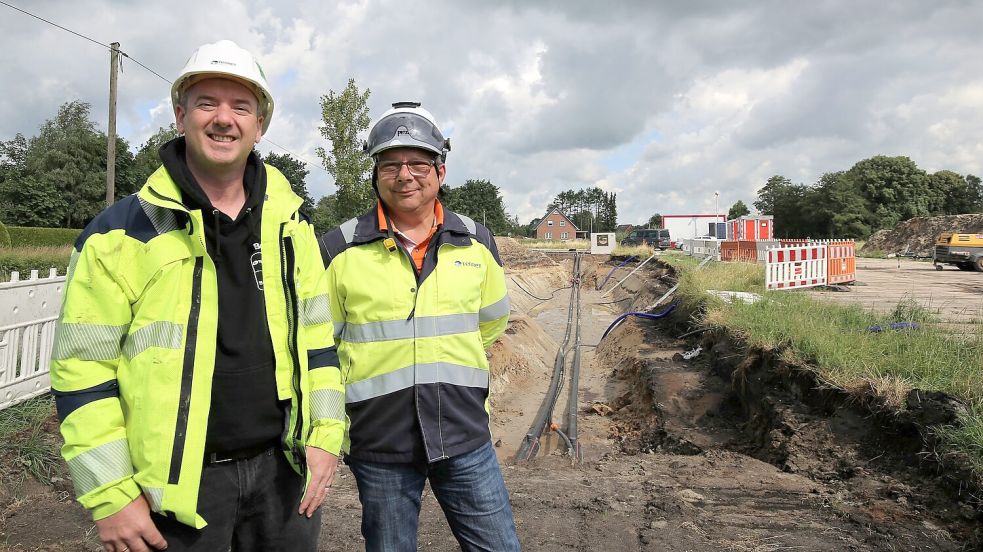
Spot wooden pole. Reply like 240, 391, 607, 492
106, 42, 120, 207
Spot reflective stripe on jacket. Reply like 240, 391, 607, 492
319, 206, 509, 463
51, 164, 344, 527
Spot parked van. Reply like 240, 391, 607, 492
621, 228, 670, 249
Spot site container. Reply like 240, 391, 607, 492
726, 216, 774, 241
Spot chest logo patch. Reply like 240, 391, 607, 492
454, 260, 482, 269
250, 242, 264, 290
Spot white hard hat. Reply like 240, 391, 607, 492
364, 101, 450, 161
171, 40, 274, 134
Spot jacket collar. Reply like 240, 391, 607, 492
350, 201, 472, 246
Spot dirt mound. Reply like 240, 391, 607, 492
495, 236, 557, 269
860, 214, 983, 257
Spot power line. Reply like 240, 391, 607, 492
0, 0, 109, 49
0, 0, 334, 178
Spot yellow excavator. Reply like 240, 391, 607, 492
934, 233, 983, 271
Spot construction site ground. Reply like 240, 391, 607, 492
1, 248, 980, 551
813, 257, 983, 324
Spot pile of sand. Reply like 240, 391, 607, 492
860, 214, 983, 257
494, 237, 557, 269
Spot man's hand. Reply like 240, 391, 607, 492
299, 446, 339, 518
94, 495, 168, 551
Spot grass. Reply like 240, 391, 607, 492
516, 238, 590, 250
667, 256, 983, 476
0, 246, 72, 282
611, 244, 655, 258
0, 395, 61, 484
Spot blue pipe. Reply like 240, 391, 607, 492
595, 256, 638, 291
600, 302, 678, 341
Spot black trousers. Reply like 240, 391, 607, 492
151, 449, 321, 551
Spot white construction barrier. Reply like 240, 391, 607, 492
766, 245, 828, 290
682, 239, 721, 261
0, 269, 64, 410
590, 233, 615, 255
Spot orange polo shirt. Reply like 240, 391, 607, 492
377, 200, 445, 271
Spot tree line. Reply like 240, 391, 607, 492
639, 156, 981, 239
754, 156, 982, 238
0, 80, 525, 236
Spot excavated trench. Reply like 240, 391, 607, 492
489, 250, 981, 550
2, 247, 981, 551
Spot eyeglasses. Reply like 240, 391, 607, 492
377, 159, 437, 178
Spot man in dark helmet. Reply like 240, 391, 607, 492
319, 102, 519, 551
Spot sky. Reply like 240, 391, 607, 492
2, 0, 982, 226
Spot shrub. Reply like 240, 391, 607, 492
0, 246, 72, 279
7, 226, 82, 248
0, 220, 10, 248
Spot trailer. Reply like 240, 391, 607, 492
934, 232, 983, 271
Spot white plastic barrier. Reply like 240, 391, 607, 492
590, 233, 615, 255
682, 239, 721, 260
766, 245, 828, 290
0, 269, 64, 410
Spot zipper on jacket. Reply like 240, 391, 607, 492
167, 257, 204, 485
280, 226, 305, 469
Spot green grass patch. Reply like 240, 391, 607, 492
516, 238, 590, 250
934, 404, 983, 475
0, 246, 72, 281
670, 257, 983, 476
0, 221, 10, 248
611, 244, 655, 258
0, 396, 61, 484
6, 226, 82, 248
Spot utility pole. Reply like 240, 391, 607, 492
106, 42, 120, 207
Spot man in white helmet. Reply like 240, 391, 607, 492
319, 102, 519, 551
51, 40, 344, 551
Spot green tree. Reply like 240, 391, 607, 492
646, 213, 662, 228
132, 124, 180, 186
927, 170, 981, 215
441, 179, 511, 234
813, 171, 868, 238
316, 79, 373, 223
6, 102, 108, 227
727, 200, 750, 219
262, 151, 314, 214
311, 194, 339, 233
843, 155, 929, 232
754, 175, 793, 215
547, 187, 617, 232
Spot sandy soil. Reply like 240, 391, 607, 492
1, 253, 979, 551
812, 257, 983, 323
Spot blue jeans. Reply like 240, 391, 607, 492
347, 441, 520, 551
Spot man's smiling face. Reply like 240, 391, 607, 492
175, 77, 263, 174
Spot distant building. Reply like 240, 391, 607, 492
535, 207, 579, 241
616, 224, 634, 235
660, 214, 727, 241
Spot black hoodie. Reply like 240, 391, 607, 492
159, 138, 282, 455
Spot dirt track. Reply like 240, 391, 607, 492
812, 257, 983, 323
1, 252, 980, 551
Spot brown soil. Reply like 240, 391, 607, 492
2, 254, 980, 551
860, 214, 983, 257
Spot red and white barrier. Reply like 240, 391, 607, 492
766, 245, 828, 290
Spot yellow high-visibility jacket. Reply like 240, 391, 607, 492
51, 164, 343, 528
319, 205, 509, 463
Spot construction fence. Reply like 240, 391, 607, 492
680, 238, 856, 290
0, 269, 63, 410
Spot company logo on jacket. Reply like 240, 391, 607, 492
454, 260, 482, 269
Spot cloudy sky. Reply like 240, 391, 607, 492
2, 0, 982, 225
